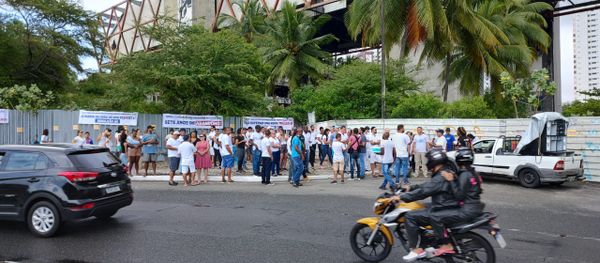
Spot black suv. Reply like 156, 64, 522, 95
0, 144, 133, 237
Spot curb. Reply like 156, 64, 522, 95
130, 174, 331, 183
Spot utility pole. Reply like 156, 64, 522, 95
380, 0, 386, 119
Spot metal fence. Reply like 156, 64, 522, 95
315, 117, 600, 182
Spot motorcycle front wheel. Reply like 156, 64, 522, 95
349, 223, 392, 263
446, 231, 496, 263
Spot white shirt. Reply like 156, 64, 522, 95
310, 131, 318, 145
332, 141, 346, 162
73, 136, 84, 146
270, 137, 280, 152
40, 135, 49, 144
369, 133, 381, 148
177, 135, 184, 142
435, 135, 447, 151
414, 134, 429, 153
287, 137, 292, 153
382, 139, 395, 164
208, 131, 217, 149
166, 138, 181, 158
261, 137, 272, 157
178, 141, 197, 165
391, 133, 411, 158
340, 132, 348, 143
252, 132, 263, 151
98, 136, 114, 149
219, 133, 232, 156
303, 132, 310, 147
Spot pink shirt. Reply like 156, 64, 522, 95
348, 135, 360, 151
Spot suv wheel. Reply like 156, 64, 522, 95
27, 201, 61, 237
518, 168, 541, 188
95, 210, 118, 220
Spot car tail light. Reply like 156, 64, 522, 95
58, 171, 99, 183
68, 202, 95, 211
553, 160, 565, 171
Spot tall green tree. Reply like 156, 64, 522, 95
218, 0, 268, 43
262, 1, 337, 89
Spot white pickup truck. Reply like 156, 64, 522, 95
449, 136, 584, 188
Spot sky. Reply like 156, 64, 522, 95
79, 0, 123, 72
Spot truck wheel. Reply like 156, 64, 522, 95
518, 169, 541, 188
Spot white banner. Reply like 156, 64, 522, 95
78, 110, 138, 126
243, 117, 294, 130
162, 114, 223, 129
0, 109, 8, 124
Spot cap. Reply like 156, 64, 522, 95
173, 131, 181, 135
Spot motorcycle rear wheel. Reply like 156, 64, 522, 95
446, 231, 495, 263
349, 223, 392, 263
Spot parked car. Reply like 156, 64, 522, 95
0, 144, 133, 237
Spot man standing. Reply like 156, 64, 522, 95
309, 125, 317, 170
219, 127, 234, 183
291, 128, 305, 187
358, 127, 368, 179
177, 135, 197, 186
302, 127, 310, 178
270, 129, 281, 177
444, 128, 455, 152
413, 127, 430, 177
368, 127, 382, 178
141, 125, 159, 177
391, 124, 411, 185
340, 126, 350, 175
434, 129, 448, 152
251, 125, 263, 176
166, 131, 181, 186
208, 126, 217, 166
260, 129, 274, 185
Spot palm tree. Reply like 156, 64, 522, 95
262, 1, 337, 89
218, 0, 268, 42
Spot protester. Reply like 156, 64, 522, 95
434, 129, 448, 152
291, 128, 305, 187
260, 129, 274, 185
40, 129, 50, 144
413, 127, 430, 177
467, 133, 479, 144
178, 128, 187, 142
316, 127, 324, 167
190, 130, 199, 145
195, 132, 211, 184
406, 131, 416, 174
320, 128, 333, 167
117, 129, 128, 165
84, 132, 93, 145
347, 128, 362, 180
251, 125, 263, 176
165, 128, 174, 144
166, 131, 181, 186
178, 135, 197, 186
456, 127, 472, 149
208, 126, 218, 167
379, 131, 396, 190
72, 130, 85, 146
358, 127, 367, 179
245, 127, 253, 170
391, 124, 411, 185
127, 129, 142, 176
302, 127, 311, 177
444, 128, 455, 152
270, 129, 281, 177
235, 128, 247, 174
213, 129, 222, 167
219, 127, 234, 183
280, 131, 288, 172
287, 132, 294, 182
368, 127, 382, 178
309, 125, 317, 170
141, 125, 159, 177
97, 128, 113, 149
339, 126, 350, 176
331, 133, 346, 184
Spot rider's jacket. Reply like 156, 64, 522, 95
400, 167, 460, 211
450, 167, 483, 205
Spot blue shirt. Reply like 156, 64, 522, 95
444, 134, 455, 152
142, 133, 159, 154
291, 136, 302, 158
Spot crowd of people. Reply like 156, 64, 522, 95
59, 123, 480, 189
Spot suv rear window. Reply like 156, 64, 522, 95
68, 151, 120, 169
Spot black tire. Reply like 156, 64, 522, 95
95, 210, 118, 220
349, 223, 393, 263
518, 168, 541, 188
27, 201, 61, 238
448, 231, 496, 263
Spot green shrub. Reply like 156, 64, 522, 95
443, 96, 496, 118
562, 100, 600, 116
390, 93, 445, 118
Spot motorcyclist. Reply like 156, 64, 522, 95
391, 148, 461, 262
433, 147, 485, 255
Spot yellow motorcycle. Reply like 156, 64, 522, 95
349, 192, 506, 262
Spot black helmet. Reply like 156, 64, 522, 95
455, 147, 474, 166
426, 148, 448, 171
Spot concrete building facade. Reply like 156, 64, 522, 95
573, 9, 600, 101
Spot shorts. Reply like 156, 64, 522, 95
369, 150, 381, 164
333, 161, 344, 174
221, 155, 234, 169
169, 157, 181, 172
142, 153, 157, 162
181, 163, 196, 174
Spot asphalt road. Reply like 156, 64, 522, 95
1, 177, 600, 263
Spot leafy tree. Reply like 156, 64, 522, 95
390, 93, 445, 119
110, 24, 268, 116
500, 68, 556, 117
562, 100, 600, 117
443, 97, 496, 119
579, 88, 600, 98
218, 0, 268, 43
0, 84, 53, 111
262, 1, 337, 89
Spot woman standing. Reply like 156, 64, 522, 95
320, 129, 333, 166
280, 132, 288, 172
118, 129, 128, 166
127, 129, 142, 176
190, 130, 199, 146
40, 129, 51, 144
235, 128, 246, 173
406, 131, 415, 176
194, 133, 212, 184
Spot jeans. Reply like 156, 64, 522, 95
237, 147, 245, 171
320, 144, 332, 165
252, 149, 262, 175
309, 144, 316, 168
358, 152, 366, 178
272, 151, 281, 175
380, 163, 395, 189
288, 154, 294, 182
292, 156, 304, 185
393, 157, 410, 184
261, 157, 272, 184
303, 149, 309, 176
349, 152, 361, 179
343, 152, 350, 173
